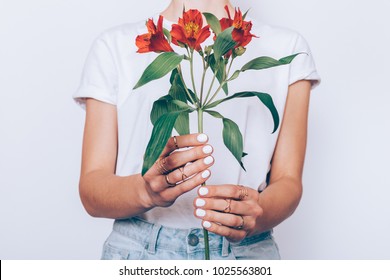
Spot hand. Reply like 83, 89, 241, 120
193, 184, 264, 243
143, 133, 214, 208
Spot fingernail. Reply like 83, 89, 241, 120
203, 156, 214, 165
196, 209, 206, 217
199, 187, 209, 196
202, 145, 213, 154
203, 221, 211, 228
195, 198, 206, 207
201, 170, 210, 179
197, 134, 208, 143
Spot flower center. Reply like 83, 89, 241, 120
233, 19, 242, 29
185, 21, 200, 37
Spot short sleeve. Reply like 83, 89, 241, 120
73, 33, 118, 109
289, 34, 321, 89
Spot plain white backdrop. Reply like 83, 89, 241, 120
0, 0, 389, 259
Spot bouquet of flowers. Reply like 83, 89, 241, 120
134, 6, 300, 260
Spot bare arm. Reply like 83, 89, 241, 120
79, 98, 214, 219
255, 79, 311, 232
194, 80, 311, 241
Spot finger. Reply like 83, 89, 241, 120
164, 169, 212, 199
160, 133, 209, 156
162, 144, 213, 172
194, 197, 263, 217
168, 156, 214, 185
194, 208, 246, 229
198, 185, 253, 201
201, 220, 247, 243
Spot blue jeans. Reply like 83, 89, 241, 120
101, 217, 281, 260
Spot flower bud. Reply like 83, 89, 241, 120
233, 46, 246, 57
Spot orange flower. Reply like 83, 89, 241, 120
136, 16, 174, 53
220, 6, 256, 48
171, 9, 211, 51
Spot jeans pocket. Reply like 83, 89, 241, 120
101, 231, 145, 260
230, 235, 281, 260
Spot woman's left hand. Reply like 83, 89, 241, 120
193, 184, 264, 243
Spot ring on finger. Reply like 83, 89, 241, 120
165, 174, 176, 187
236, 215, 245, 230
237, 185, 248, 200
223, 199, 232, 213
156, 157, 170, 175
173, 136, 179, 150
179, 166, 188, 181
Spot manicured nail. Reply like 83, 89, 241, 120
199, 187, 209, 196
197, 134, 208, 143
203, 156, 214, 165
202, 145, 213, 154
203, 221, 212, 228
195, 198, 206, 207
196, 209, 206, 217
201, 170, 210, 179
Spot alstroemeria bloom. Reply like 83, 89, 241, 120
220, 6, 256, 48
136, 16, 174, 53
171, 9, 211, 51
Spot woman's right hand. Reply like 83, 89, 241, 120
142, 133, 214, 208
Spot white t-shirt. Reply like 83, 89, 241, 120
73, 15, 321, 228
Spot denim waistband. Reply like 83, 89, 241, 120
112, 217, 272, 257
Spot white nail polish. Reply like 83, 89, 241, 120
203, 156, 214, 165
195, 199, 206, 207
202, 145, 213, 154
199, 187, 209, 196
197, 134, 208, 143
196, 209, 206, 217
203, 221, 212, 228
201, 170, 210, 179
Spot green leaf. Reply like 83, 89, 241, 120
170, 69, 198, 104
163, 28, 172, 43
205, 91, 280, 133
243, 9, 250, 20
208, 55, 228, 95
169, 73, 191, 135
142, 110, 188, 175
205, 110, 224, 119
213, 27, 236, 60
150, 95, 170, 125
203, 12, 221, 35
227, 70, 240, 82
241, 53, 302, 72
222, 118, 246, 171
134, 52, 184, 89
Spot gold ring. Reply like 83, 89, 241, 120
173, 136, 179, 149
237, 215, 245, 230
156, 157, 170, 175
179, 166, 188, 181
237, 185, 248, 200
223, 199, 232, 213
165, 174, 175, 186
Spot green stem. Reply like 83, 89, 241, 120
199, 55, 207, 106
204, 58, 235, 107
203, 68, 218, 106
190, 49, 198, 97
197, 108, 210, 260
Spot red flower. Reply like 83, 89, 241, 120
136, 16, 174, 53
170, 9, 211, 51
220, 6, 257, 48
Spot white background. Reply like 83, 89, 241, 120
0, 0, 389, 259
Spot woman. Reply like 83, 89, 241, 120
74, 0, 320, 259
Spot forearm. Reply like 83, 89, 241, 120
255, 176, 303, 233
79, 170, 152, 219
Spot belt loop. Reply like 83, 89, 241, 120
222, 237, 230, 257
147, 223, 162, 255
